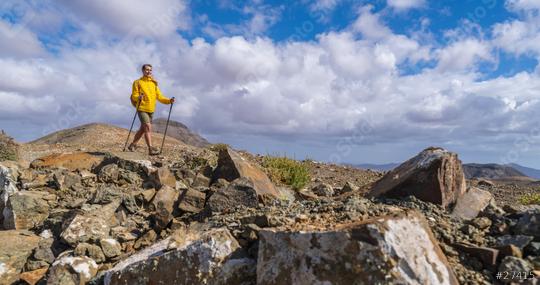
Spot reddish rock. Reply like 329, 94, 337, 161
212, 147, 281, 202
19, 267, 48, 285
454, 242, 499, 270
30, 152, 105, 171
366, 147, 466, 208
257, 210, 458, 285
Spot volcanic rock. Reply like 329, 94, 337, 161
367, 147, 466, 208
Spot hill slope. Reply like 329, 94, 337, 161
508, 163, 540, 179
153, 118, 210, 148
462, 163, 532, 180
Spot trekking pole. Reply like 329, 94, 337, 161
159, 97, 175, 154
123, 96, 143, 152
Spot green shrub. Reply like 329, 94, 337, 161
519, 193, 540, 205
262, 155, 310, 191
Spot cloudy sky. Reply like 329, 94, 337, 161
1, 0, 540, 167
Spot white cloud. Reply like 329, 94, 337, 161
0, 20, 45, 58
58, 0, 190, 38
436, 39, 493, 72
387, 0, 426, 11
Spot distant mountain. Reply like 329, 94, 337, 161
153, 119, 210, 148
507, 163, 540, 179
462, 163, 532, 180
353, 163, 399, 171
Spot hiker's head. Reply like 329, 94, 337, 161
141, 64, 152, 77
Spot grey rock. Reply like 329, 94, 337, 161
3, 190, 53, 230
100, 238, 122, 258
496, 235, 534, 250
150, 185, 178, 231
206, 178, 259, 214
74, 243, 106, 263
497, 256, 533, 284
451, 187, 493, 220
47, 254, 99, 285
514, 208, 540, 237
257, 210, 458, 285
177, 187, 206, 213
311, 183, 334, 197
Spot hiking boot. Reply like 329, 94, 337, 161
127, 143, 137, 152
149, 147, 160, 156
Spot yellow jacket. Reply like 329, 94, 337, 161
131, 76, 172, 113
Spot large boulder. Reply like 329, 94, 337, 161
257, 210, 458, 285
0, 230, 40, 285
451, 187, 493, 220
3, 191, 55, 230
366, 147, 466, 208
212, 147, 281, 202
30, 152, 105, 171
60, 201, 119, 247
102, 228, 255, 285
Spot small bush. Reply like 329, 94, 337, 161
0, 132, 18, 161
262, 155, 310, 191
208, 143, 229, 152
519, 193, 540, 205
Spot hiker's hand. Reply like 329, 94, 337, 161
138, 94, 145, 101
170, 97, 175, 104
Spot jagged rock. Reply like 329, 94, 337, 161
471, 217, 492, 230
451, 187, 493, 220
366, 147, 466, 208
102, 228, 255, 285
74, 243, 106, 263
496, 244, 523, 259
138, 189, 156, 203
257, 210, 458, 285
52, 170, 83, 191
496, 235, 534, 250
98, 164, 119, 183
454, 243, 499, 270
60, 202, 120, 247
150, 185, 178, 231
100, 238, 122, 259
311, 183, 334, 197
177, 188, 206, 213
207, 178, 259, 214
212, 147, 281, 202
133, 230, 157, 250
32, 238, 55, 264
191, 173, 211, 187
47, 255, 99, 285
525, 242, 540, 256
20, 267, 48, 285
151, 167, 176, 189
0, 164, 19, 227
498, 256, 533, 284
91, 184, 122, 204
0, 230, 40, 285
3, 191, 54, 230
514, 208, 540, 237
30, 152, 105, 171
341, 181, 359, 193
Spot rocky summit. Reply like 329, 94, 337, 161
0, 124, 539, 285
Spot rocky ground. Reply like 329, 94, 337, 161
0, 124, 538, 285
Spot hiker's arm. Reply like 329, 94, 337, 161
156, 86, 172, 104
131, 81, 142, 102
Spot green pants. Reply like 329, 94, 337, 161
137, 112, 153, 124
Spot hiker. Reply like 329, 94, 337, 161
127, 64, 175, 155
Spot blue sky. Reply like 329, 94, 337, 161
2, 0, 540, 168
